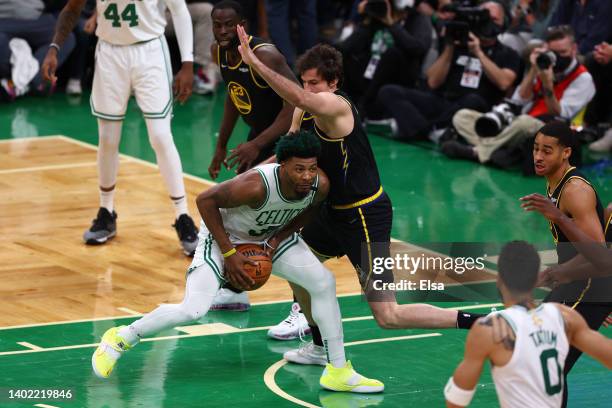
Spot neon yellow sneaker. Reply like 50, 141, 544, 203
91, 326, 131, 378
319, 361, 384, 393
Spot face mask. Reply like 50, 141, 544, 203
553, 54, 573, 73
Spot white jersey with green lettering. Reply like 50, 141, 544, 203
96, 0, 167, 45
491, 303, 569, 408
204, 163, 318, 245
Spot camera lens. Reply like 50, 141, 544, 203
536, 53, 551, 70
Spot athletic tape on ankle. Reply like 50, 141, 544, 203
444, 377, 475, 406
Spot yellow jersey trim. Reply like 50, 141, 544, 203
225, 36, 253, 70
249, 42, 273, 89
331, 186, 384, 210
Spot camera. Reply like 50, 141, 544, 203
536, 51, 557, 70
475, 100, 523, 137
443, 2, 492, 46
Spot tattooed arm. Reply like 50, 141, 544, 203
41, 0, 87, 83
446, 315, 515, 407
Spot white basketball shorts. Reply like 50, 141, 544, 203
90, 36, 173, 121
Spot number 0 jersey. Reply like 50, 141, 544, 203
491, 304, 569, 408
96, 0, 167, 45
205, 163, 318, 244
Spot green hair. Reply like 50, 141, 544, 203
275, 130, 321, 162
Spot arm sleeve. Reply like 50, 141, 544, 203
165, 0, 194, 62
559, 72, 596, 119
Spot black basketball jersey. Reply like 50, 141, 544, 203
218, 37, 283, 134
299, 91, 382, 208
546, 166, 611, 304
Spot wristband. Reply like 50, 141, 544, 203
49, 43, 61, 52
222, 247, 237, 258
444, 377, 476, 406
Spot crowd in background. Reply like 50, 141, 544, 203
1, 0, 611, 166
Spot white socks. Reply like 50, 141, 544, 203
171, 195, 188, 218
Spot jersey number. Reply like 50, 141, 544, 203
104, 3, 139, 28
540, 348, 563, 395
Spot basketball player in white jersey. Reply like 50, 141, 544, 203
41, 0, 199, 256
445, 241, 612, 408
89, 131, 384, 393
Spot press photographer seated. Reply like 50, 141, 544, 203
376, 1, 520, 141
444, 25, 595, 165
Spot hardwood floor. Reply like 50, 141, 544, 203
0, 136, 494, 326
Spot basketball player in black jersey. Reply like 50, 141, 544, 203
521, 196, 612, 282
236, 26, 483, 364
208, 1, 296, 179
208, 1, 300, 312
520, 121, 611, 408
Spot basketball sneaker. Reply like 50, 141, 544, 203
83, 207, 117, 245
210, 288, 250, 311
283, 341, 327, 366
91, 326, 131, 379
267, 302, 311, 340
173, 214, 198, 256
319, 361, 384, 393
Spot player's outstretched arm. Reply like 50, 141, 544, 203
41, 0, 87, 83
235, 25, 348, 119
195, 171, 265, 289
445, 320, 492, 407
559, 304, 612, 369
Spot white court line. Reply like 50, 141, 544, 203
0, 136, 498, 329
16, 341, 43, 351
0, 135, 63, 144
34, 404, 61, 408
116, 307, 141, 315
0, 303, 500, 356
57, 135, 215, 186
0, 161, 108, 175
263, 333, 443, 408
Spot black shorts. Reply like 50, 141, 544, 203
301, 192, 394, 299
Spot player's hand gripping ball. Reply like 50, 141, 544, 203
236, 244, 272, 290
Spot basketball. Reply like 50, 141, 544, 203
236, 244, 272, 290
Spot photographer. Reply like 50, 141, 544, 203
445, 25, 595, 164
338, 0, 433, 118
377, 1, 519, 141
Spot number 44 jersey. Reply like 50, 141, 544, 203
96, 0, 167, 45
491, 303, 569, 408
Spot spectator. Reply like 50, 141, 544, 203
338, 0, 433, 119
166, 1, 219, 94
548, 0, 612, 56
586, 39, 612, 152
445, 25, 595, 165
265, 0, 317, 67
0, 0, 75, 100
499, 0, 559, 54
377, 1, 520, 141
